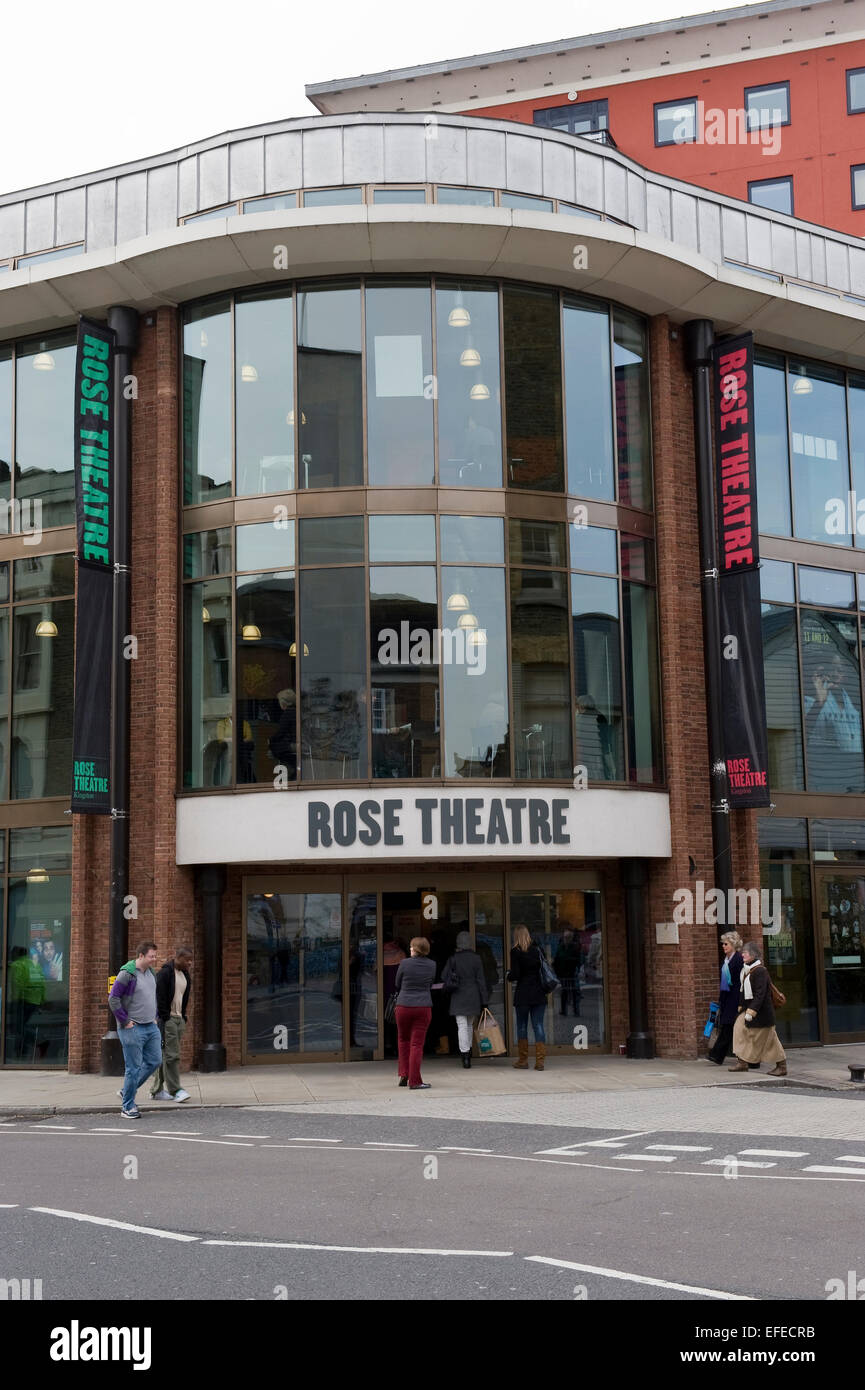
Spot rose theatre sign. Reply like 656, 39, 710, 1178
176, 788, 671, 864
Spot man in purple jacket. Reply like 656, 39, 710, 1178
108, 941, 161, 1119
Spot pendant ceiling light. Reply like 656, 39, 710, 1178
286, 410, 307, 426
240, 364, 259, 383
446, 592, 469, 612
288, 642, 310, 657
241, 623, 262, 641
202, 607, 211, 623
448, 306, 471, 328
33, 352, 55, 371
469, 383, 490, 400
459, 348, 481, 367
457, 612, 478, 631
792, 376, 813, 395
26, 866, 49, 884
35, 619, 58, 637
199, 330, 209, 349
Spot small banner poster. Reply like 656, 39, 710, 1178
71, 318, 116, 814
712, 331, 771, 808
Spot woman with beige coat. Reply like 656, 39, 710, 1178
728, 940, 787, 1077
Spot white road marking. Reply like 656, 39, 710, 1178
671, 1170, 865, 1184
438, 1147, 494, 1154
152, 1130, 201, 1136
34, 1124, 76, 1130
464, 1152, 641, 1173
835, 1155, 865, 1163
619, 1153, 675, 1163
29, 1207, 199, 1241
363, 1142, 417, 1148
525, 1255, 754, 1301
645, 1144, 713, 1152
535, 1142, 594, 1156
283, 1137, 342, 1143
803, 1165, 865, 1176
221, 1134, 270, 1139
139, 1136, 254, 1147
702, 1158, 776, 1169
738, 1148, 808, 1158
203, 1238, 513, 1256
0, 1203, 19, 1207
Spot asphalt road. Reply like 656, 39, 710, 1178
2, 1105, 864, 1302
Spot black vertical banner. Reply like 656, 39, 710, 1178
71, 318, 116, 813
712, 332, 770, 808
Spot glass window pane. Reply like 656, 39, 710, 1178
570, 524, 617, 575
370, 565, 439, 778
300, 567, 367, 779
571, 574, 624, 782
656, 99, 696, 144
236, 521, 295, 572
853, 166, 865, 211
9, 825, 72, 871
441, 515, 504, 564
762, 602, 804, 791
549, 888, 605, 1049
17, 244, 83, 267
242, 194, 297, 212
303, 188, 362, 207
5, 874, 70, 1063
299, 516, 363, 565
236, 571, 296, 784
558, 203, 603, 220
16, 335, 76, 527
614, 311, 652, 510
183, 528, 232, 579
790, 361, 850, 545
811, 818, 865, 859
436, 187, 495, 206
436, 281, 502, 488
620, 535, 653, 583
623, 581, 662, 783
0, 562, 8, 603
760, 558, 795, 603
183, 301, 232, 503
443, 567, 509, 777
754, 354, 791, 536
508, 519, 566, 568
0, 348, 11, 504
850, 69, 865, 114
366, 283, 434, 487
504, 286, 563, 492
798, 566, 855, 609
236, 291, 294, 496
182, 578, 232, 789
11, 600, 73, 798
500, 192, 553, 211
801, 609, 864, 791
297, 284, 363, 489
757, 815, 808, 857
13, 554, 75, 600
564, 298, 614, 499
510, 568, 572, 779
849, 377, 865, 549
185, 206, 233, 222
0, 611, 8, 796
749, 178, 793, 215
763, 862, 819, 1045
373, 188, 426, 204
369, 515, 435, 562
245, 891, 342, 1055
746, 83, 789, 128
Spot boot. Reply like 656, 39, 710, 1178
461, 1051, 471, 1069
513, 1040, 529, 1069
767, 1061, 787, 1077
435, 1036, 450, 1055
727, 1059, 749, 1072
534, 1042, 546, 1072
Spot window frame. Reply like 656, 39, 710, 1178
744, 80, 791, 131
847, 67, 865, 115
748, 175, 795, 216
851, 163, 865, 211
653, 96, 698, 147
532, 98, 610, 137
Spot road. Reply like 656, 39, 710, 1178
2, 1090, 864, 1302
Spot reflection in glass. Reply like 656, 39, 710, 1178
183, 529, 231, 579
9, 825, 72, 871
0, 613, 7, 797
297, 285, 363, 488
510, 568, 572, 779
508, 889, 605, 1051
13, 554, 75, 600
369, 515, 435, 563
236, 572, 296, 784
11, 601, 73, 798
761, 603, 804, 790
303, 188, 362, 207
571, 575, 624, 782
754, 354, 791, 537
504, 286, 563, 492
0, 348, 11, 502
565, 298, 614, 499
436, 282, 502, 487
373, 188, 426, 203
443, 567, 509, 777
242, 194, 297, 212
300, 567, 367, 779
474, 890, 505, 1047
16, 335, 76, 526
509, 519, 566, 568
760, 558, 795, 604
623, 582, 662, 783
801, 608, 865, 791
798, 567, 854, 609
370, 565, 439, 778
757, 815, 808, 857
819, 875, 865, 1036
436, 187, 495, 206
299, 515, 363, 565
614, 311, 652, 510
236, 522, 295, 572
245, 891, 343, 1055
790, 361, 849, 545
366, 283, 434, 486
850, 377, 865, 551
762, 862, 818, 1045
440, 515, 504, 565
236, 291, 294, 495
348, 892, 378, 1058
570, 525, 617, 576
4, 875, 69, 1064
183, 578, 232, 788
183, 301, 232, 503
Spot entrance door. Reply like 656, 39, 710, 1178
508, 886, 606, 1051
817, 872, 865, 1040
245, 886, 343, 1059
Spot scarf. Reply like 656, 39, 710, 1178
741, 958, 762, 1001
721, 957, 732, 992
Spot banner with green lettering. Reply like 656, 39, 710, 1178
72, 317, 115, 814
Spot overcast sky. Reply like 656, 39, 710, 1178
3, 0, 759, 194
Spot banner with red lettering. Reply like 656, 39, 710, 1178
712, 332, 770, 808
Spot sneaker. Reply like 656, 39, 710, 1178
172, 1089, 190, 1102
151, 1089, 173, 1101
121, 1106, 140, 1120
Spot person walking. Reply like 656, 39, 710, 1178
394, 936, 437, 1090
109, 941, 162, 1119
728, 940, 787, 1076
442, 931, 489, 1068
150, 947, 193, 1103
706, 931, 744, 1065
507, 925, 548, 1071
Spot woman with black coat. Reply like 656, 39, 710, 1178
728, 941, 787, 1076
442, 931, 489, 1068
706, 931, 744, 1064
507, 924, 548, 1071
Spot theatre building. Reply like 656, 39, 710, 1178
0, 104, 864, 1072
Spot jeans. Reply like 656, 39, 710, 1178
119, 1021, 162, 1110
395, 1005, 432, 1087
515, 1003, 546, 1043
151, 1016, 185, 1095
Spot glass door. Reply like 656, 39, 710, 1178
507, 886, 606, 1052
245, 885, 343, 1060
817, 872, 865, 1040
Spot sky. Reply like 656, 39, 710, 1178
0, 0, 768, 195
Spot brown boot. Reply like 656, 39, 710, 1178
534, 1042, 546, 1071
767, 1062, 787, 1077
727, 1059, 749, 1072
435, 1036, 450, 1056
513, 1040, 529, 1069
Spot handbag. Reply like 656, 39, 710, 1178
384, 990, 399, 1025
442, 958, 458, 992
474, 1007, 506, 1057
536, 944, 560, 993
769, 980, 786, 1008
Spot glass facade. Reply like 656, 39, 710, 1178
0, 332, 77, 529
0, 825, 72, 1064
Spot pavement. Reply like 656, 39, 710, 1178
1, 1042, 864, 1115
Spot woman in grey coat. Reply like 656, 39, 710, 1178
442, 931, 489, 1068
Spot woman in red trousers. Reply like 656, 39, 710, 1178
394, 937, 437, 1090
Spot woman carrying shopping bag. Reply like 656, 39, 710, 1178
442, 931, 489, 1068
